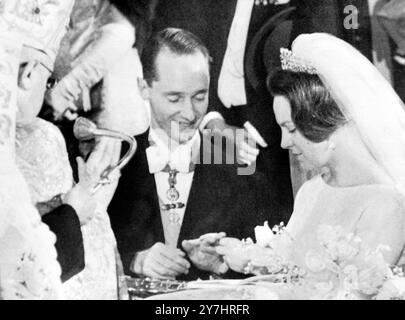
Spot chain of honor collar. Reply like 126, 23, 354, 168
161, 169, 185, 225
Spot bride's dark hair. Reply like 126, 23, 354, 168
267, 70, 347, 143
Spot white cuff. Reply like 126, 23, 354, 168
199, 111, 224, 131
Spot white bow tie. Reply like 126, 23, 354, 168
146, 142, 194, 173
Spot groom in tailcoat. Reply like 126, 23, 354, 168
108, 28, 264, 281
153, 0, 301, 225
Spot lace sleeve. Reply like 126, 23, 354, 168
16, 118, 73, 211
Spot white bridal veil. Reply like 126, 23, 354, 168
291, 33, 405, 194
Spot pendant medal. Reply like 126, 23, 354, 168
167, 187, 180, 202
169, 211, 181, 224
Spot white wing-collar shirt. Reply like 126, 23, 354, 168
146, 127, 201, 248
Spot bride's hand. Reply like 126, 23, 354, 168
216, 238, 251, 274
216, 238, 271, 275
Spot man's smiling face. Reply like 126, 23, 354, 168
147, 48, 210, 145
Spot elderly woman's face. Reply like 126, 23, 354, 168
273, 95, 330, 169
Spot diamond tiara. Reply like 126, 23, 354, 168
280, 48, 317, 74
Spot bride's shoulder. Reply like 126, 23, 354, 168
358, 185, 405, 228
295, 175, 324, 197
366, 185, 405, 209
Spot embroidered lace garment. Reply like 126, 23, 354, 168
16, 118, 120, 300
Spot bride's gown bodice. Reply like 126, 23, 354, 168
15, 118, 119, 300
286, 176, 405, 269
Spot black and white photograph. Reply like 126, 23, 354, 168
1, 0, 405, 302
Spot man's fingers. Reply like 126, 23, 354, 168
157, 256, 189, 275
145, 269, 172, 280
199, 232, 226, 244
147, 260, 177, 279
238, 149, 258, 163
66, 102, 78, 112
241, 142, 260, 156
148, 252, 189, 276
219, 237, 243, 247
159, 250, 191, 270
147, 253, 178, 276
176, 248, 186, 257
64, 109, 78, 121
81, 89, 92, 112
200, 246, 218, 255
181, 240, 195, 253
244, 121, 268, 148
239, 158, 252, 166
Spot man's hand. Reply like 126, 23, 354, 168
205, 118, 267, 166
131, 243, 191, 279
182, 232, 228, 275
45, 79, 80, 121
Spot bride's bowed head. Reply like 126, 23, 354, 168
268, 33, 405, 192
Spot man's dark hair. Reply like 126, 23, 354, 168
267, 70, 347, 143
141, 27, 210, 85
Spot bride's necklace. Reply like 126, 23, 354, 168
160, 169, 185, 225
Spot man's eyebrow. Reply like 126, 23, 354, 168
164, 91, 183, 96
192, 89, 208, 96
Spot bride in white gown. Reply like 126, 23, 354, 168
211, 33, 405, 299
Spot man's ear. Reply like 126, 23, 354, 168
137, 77, 150, 100
18, 61, 37, 90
